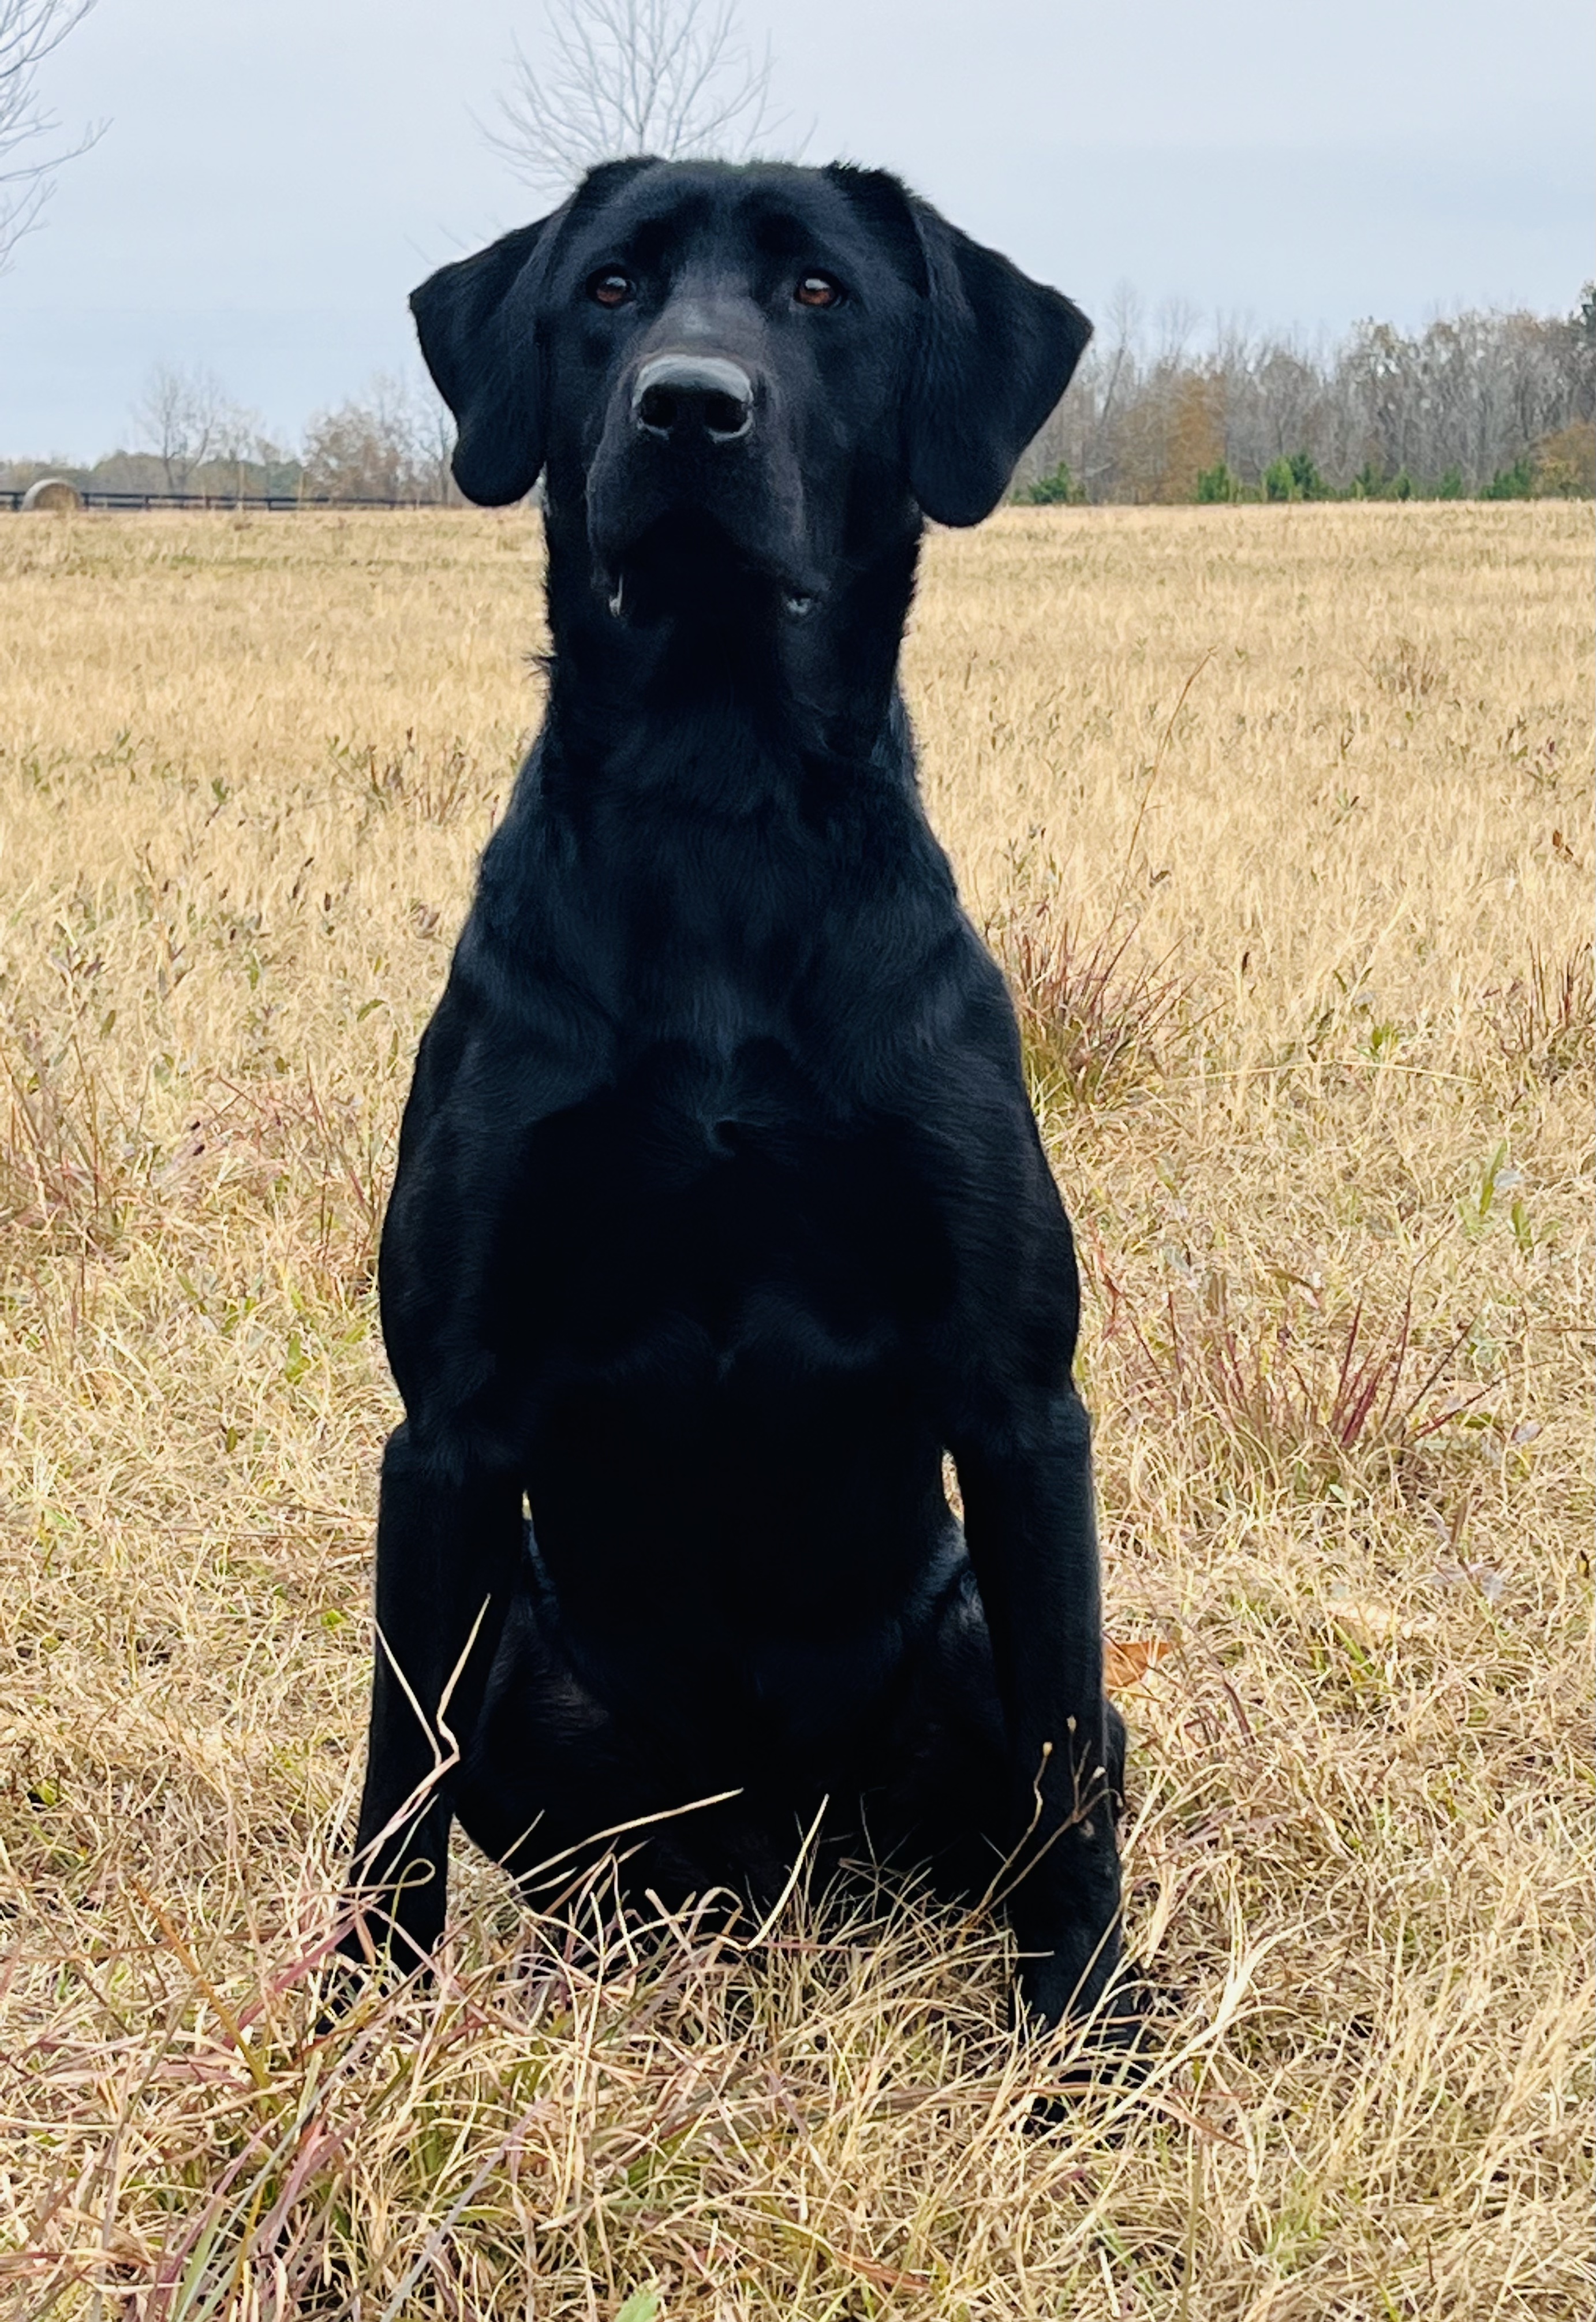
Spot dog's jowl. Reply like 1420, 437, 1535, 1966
345, 159, 1130, 2033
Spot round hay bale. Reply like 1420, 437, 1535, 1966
21, 476, 83, 512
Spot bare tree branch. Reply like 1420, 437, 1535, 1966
129, 363, 258, 494
485, 0, 795, 200
0, 0, 104, 274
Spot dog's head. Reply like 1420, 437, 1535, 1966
412, 162, 1090, 619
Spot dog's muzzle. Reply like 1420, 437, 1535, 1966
588, 348, 821, 615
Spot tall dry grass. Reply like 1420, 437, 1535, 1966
0, 502, 1588, 2319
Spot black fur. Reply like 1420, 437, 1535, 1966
346, 159, 1124, 2032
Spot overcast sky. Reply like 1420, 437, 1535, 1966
2, 0, 1591, 460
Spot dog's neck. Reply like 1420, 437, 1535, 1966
536, 507, 924, 798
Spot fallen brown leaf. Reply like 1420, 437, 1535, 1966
1104, 1637, 1174, 1693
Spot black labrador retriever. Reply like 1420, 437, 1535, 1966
344, 159, 1128, 2035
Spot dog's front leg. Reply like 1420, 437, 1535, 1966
952, 1386, 1124, 2030
343, 1424, 522, 1972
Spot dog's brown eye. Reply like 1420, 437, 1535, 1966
589, 271, 633, 308
795, 274, 840, 309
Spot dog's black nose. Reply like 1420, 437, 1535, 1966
633, 354, 754, 445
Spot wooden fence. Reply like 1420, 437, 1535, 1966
0, 487, 450, 512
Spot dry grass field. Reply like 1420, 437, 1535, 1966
0, 502, 1589, 2319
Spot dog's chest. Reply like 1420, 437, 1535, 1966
496, 1026, 950, 1386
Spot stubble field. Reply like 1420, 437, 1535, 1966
0, 502, 1590, 2319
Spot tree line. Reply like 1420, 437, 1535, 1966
0, 364, 464, 503
1013, 286, 1596, 504
9, 288, 1593, 509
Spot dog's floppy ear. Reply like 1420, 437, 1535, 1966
410, 161, 658, 506
410, 216, 561, 507
904, 204, 1092, 528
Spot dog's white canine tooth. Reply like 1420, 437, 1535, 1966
608, 580, 625, 618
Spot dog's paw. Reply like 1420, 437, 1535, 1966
312, 1907, 435, 2034
1015, 1963, 1165, 2127
311, 1947, 374, 2037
